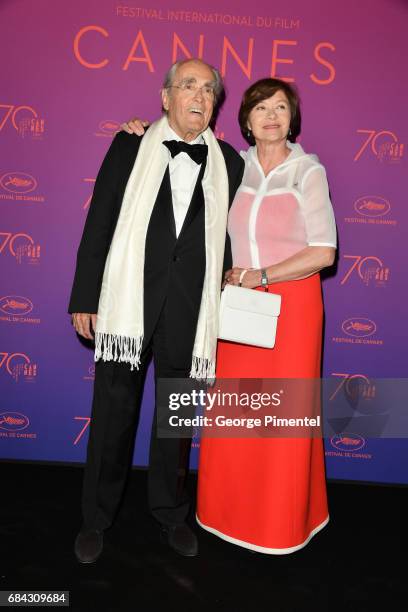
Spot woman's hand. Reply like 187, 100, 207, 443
223, 268, 261, 289
120, 118, 150, 136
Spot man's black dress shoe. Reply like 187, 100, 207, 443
74, 529, 104, 564
160, 523, 198, 557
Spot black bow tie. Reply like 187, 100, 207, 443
163, 139, 208, 165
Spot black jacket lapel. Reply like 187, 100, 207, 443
159, 166, 177, 238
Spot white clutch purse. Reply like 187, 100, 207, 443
218, 284, 281, 349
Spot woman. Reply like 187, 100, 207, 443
123, 77, 336, 554
197, 78, 336, 554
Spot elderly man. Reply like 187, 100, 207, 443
69, 59, 244, 562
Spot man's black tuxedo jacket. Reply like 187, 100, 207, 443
68, 130, 244, 368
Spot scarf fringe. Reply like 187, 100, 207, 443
190, 356, 216, 382
95, 332, 143, 371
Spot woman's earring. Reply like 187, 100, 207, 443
247, 128, 252, 138
288, 128, 292, 137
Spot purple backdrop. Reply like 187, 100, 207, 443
1, 0, 407, 483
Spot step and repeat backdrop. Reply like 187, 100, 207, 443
1, 0, 407, 482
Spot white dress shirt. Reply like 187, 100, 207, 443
164, 122, 204, 237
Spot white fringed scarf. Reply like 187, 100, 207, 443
94, 116, 229, 380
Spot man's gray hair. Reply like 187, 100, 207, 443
162, 59, 224, 104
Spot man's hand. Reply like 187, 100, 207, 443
120, 118, 150, 136
72, 313, 97, 340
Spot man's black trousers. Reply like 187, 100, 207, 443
81, 308, 192, 531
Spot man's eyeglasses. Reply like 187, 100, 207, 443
169, 82, 216, 100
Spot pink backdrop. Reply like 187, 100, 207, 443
1, 0, 407, 483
